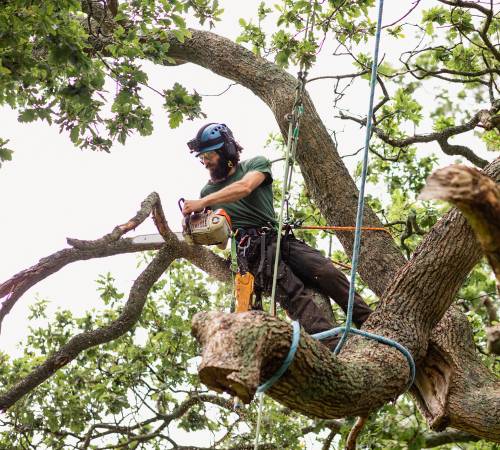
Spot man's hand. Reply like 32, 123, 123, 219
182, 199, 206, 216
182, 171, 267, 216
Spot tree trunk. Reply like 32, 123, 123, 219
166, 29, 406, 296
3, 18, 499, 441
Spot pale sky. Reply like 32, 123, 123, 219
1, 0, 491, 353
1, 1, 496, 448
0, 5, 495, 448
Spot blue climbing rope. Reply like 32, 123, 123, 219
253, 1, 414, 448
256, 320, 301, 394
313, 327, 415, 390
334, 0, 385, 355
330, 0, 415, 387
257, 0, 415, 395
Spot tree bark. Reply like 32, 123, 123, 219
0, 245, 177, 410
414, 307, 500, 438
164, 29, 500, 439
422, 429, 481, 448
193, 308, 500, 441
191, 158, 500, 440
2, 19, 500, 442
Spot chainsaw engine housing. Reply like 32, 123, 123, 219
182, 209, 232, 248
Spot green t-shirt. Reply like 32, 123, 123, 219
200, 156, 277, 230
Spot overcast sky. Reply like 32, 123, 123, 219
2, 1, 497, 448
0, 0, 491, 362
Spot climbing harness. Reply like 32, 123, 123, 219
231, 228, 272, 314
254, 0, 415, 447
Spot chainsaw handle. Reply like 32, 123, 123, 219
179, 198, 210, 217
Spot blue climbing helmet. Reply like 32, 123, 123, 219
187, 123, 237, 157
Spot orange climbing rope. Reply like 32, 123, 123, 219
297, 225, 391, 235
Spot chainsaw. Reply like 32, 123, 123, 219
131, 199, 232, 250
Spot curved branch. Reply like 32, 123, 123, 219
306, 69, 370, 83
422, 429, 481, 448
437, 138, 489, 168
0, 192, 231, 332
420, 164, 500, 281
340, 103, 499, 168
0, 192, 169, 330
0, 244, 177, 411
0, 238, 162, 331
345, 416, 367, 450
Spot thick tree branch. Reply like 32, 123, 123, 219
164, 29, 407, 297
414, 306, 500, 438
3, 22, 499, 441
0, 192, 230, 332
420, 164, 500, 282
191, 157, 500, 439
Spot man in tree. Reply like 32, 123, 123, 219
182, 122, 372, 349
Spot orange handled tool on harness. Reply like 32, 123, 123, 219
234, 272, 255, 313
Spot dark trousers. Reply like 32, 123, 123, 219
242, 232, 372, 350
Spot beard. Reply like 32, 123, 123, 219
208, 156, 231, 182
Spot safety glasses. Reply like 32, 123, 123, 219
198, 151, 217, 163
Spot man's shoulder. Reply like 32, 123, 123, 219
240, 155, 271, 172
200, 181, 214, 197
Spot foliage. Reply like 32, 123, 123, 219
0, 0, 499, 448
1, 257, 497, 449
0, 262, 345, 449
0, 0, 219, 152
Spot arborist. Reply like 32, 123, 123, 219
182, 122, 372, 350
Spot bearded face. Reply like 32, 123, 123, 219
202, 151, 231, 182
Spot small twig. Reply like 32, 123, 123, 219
199, 82, 238, 97
332, 259, 352, 270
307, 69, 370, 83
382, 0, 421, 29
345, 416, 367, 450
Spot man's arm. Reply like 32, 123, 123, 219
182, 171, 267, 215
